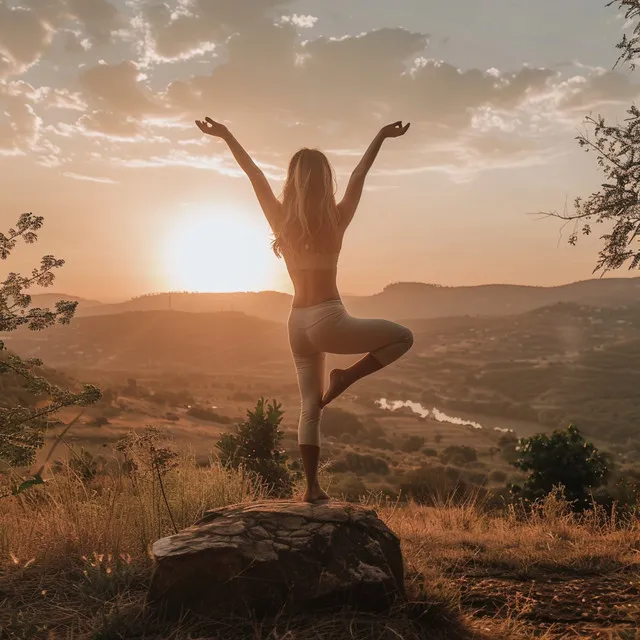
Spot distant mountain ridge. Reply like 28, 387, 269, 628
32, 277, 640, 323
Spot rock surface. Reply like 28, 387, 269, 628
148, 500, 405, 617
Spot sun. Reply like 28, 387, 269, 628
161, 204, 282, 293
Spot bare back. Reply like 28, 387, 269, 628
279, 218, 346, 309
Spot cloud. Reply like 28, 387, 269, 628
0, 5, 53, 77
66, 0, 124, 45
280, 14, 318, 29
2, 0, 639, 182
63, 171, 117, 183
79, 61, 166, 120
0, 80, 42, 153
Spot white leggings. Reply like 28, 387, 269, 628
288, 299, 414, 446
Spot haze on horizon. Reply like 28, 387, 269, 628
1, 0, 638, 300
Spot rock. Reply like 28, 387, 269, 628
148, 500, 405, 617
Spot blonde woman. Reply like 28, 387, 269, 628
196, 117, 414, 502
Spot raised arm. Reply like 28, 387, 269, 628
196, 117, 281, 229
338, 121, 411, 229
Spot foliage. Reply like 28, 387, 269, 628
544, 1, 640, 272
329, 452, 390, 476
321, 407, 365, 438
401, 435, 425, 453
0, 213, 100, 467
510, 425, 610, 510
215, 398, 293, 497
399, 464, 483, 505
441, 445, 478, 466
116, 427, 179, 479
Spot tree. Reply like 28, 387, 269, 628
510, 425, 610, 510
216, 398, 293, 497
0, 213, 100, 468
543, 0, 640, 273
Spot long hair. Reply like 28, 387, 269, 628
272, 148, 340, 258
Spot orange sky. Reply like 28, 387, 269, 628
1, 0, 638, 301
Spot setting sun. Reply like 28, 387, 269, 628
161, 205, 281, 293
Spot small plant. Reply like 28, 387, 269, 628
216, 398, 293, 497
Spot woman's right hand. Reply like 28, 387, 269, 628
380, 121, 411, 139
196, 117, 231, 139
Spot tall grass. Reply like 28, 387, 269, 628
1, 457, 638, 639
0, 453, 267, 566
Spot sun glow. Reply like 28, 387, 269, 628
162, 205, 282, 293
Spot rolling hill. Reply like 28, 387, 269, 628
31, 276, 640, 323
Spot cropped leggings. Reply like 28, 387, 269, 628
288, 300, 414, 446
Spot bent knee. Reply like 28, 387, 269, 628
400, 325, 414, 350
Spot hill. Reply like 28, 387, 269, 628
31, 276, 640, 323
3, 310, 289, 373
4, 302, 640, 446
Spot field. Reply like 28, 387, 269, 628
1, 459, 638, 639
3, 293, 640, 638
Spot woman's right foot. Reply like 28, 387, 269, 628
321, 369, 351, 408
303, 486, 331, 503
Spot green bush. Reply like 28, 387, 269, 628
510, 424, 610, 510
216, 398, 293, 497
422, 448, 438, 457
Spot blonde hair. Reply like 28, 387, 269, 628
272, 148, 340, 258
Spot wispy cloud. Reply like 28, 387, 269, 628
63, 172, 117, 184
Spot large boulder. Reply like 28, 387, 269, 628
148, 500, 405, 617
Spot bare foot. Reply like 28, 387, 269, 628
303, 486, 331, 503
321, 369, 351, 408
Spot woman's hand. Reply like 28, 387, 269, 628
380, 121, 411, 139
195, 117, 231, 140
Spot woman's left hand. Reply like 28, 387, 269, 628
196, 117, 231, 140
380, 121, 411, 139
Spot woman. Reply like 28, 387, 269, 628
196, 117, 414, 503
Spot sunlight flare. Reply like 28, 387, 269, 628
162, 204, 280, 292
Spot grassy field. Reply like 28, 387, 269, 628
1, 455, 638, 639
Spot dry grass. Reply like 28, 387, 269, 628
1, 458, 638, 640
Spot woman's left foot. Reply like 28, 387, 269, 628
321, 369, 351, 408
303, 486, 331, 503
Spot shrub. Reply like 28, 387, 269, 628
329, 452, 390, 476
332, 473, 367, 502
399, 464, 483, 505
401, 435, 425, 454
215, 399, 293, 497
441, 445, 478, 465
489, 469, 508, 483
322, 408, 365, 438
422, 448, 438, 457
510, 424, 610, 510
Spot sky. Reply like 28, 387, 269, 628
1, 0, 638, 301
